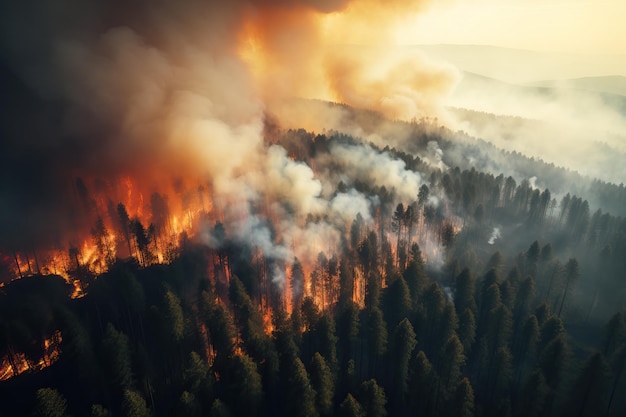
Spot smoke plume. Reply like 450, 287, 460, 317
0, 0, 456, 271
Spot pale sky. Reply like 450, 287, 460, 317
397, 0, 626, 55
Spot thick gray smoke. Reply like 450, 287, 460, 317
0, 0, 459, 281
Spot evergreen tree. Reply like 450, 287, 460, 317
381, 276, 411, 329
177, 391, 201, 417
565, 352, 610, 417
558, 258, 579, 317
359, 379, 387, 417
455, 268, 477, 316
291, 258, 306, 309
403, 243, 428, 308
163, 290, 184, 343
437, 333, 465, 408
102, 323, 133, 389
339, 394, 364, 417
183, 351, 213, 399
407, 350, 437, 417
515, 370, 549, 417
513, 315, 539, 385
452, 377, 475, 417
122, 390, 151, 417
539, 335, 570, 389
310, 352, 334, 417
538, 315, 565, 355
91, 404, 112, 417
458, 308, 477, 353
225, 354, 263, 417
32, 388, 69, 417
316, 313, 339, 375
209, 400, 232, 417
336, 300, 359, 376
389, 318, 417, 408
285, 356, 318, 417
512, 277, 535, 328
201, 291, 237, 358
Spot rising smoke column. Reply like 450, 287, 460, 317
0, 0, 457, 263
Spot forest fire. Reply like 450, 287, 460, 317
2, 174, 211, 284
0, 331, 62, 382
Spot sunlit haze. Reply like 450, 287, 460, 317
398, 0, 626, 56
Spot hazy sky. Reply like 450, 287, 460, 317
397, 0, 626, 54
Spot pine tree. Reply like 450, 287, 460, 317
226, 354, 263, 417
558, 258, 579, 317
163, 290, 184, 343
359, 379, 387, 417
201, 291, 237, 358
565, 352, 610, 417
455, 268, 477, 316
32, 388, 70, 417
310, 352, 335, 417
512, 277, 535, 329
515, 370, 549, 417
403, 243, 427, 307
209, 399, 232, 417
437, 333, 465, 406
122, 390, 151, 417
291, 258, 306, 309
389, 318, 417, 408
285, 356, 318, 417
407, 350, 437, 417
539, 335, 570, 389
458, 308, 477, 353
513, 315, 539, 385
381, 276, 411, 329
183, 351, 213, 398
177, 391, 201, 417
102, 323, 133, 389
339, 394, 364, 417
452, 377, 475, 417
316, 313, 339, 375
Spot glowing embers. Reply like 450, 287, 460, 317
0, 331, 62, 381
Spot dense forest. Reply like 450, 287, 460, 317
1, 123, 625, 417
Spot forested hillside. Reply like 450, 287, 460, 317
1, 125, 625, 417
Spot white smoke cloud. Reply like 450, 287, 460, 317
422, 140, 448, 170
488, 227, 501, 245
329, 189, 375, 225
325, 142, 424, 202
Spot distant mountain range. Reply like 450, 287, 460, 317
412, 44, 626, 85
529, 75, 626, 97
451, 71, 626, 116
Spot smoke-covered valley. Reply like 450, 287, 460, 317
414, 45, 626, 185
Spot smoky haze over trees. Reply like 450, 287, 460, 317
0, 123, 625, 417
1, 1, 625, 417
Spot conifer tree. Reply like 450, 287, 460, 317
285, 356, 318, 417
339, 394, 364, 417
359, 379, 387, 417
32, 388, 70, 417
458, 308, 477, 353
452, 377, 475, 417
566, 352, 610, 417
389, 318, 417, 408
310, 352, 335, 417
407, 350, 437, 417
